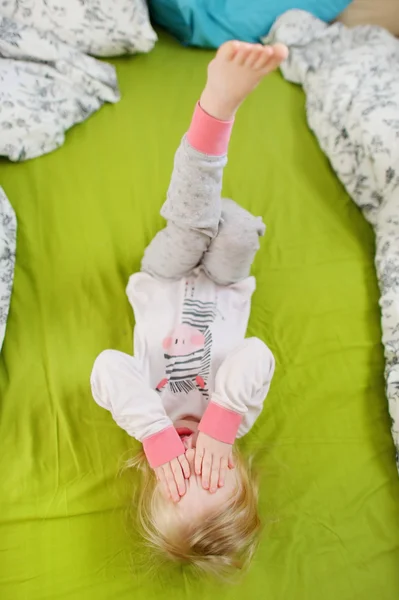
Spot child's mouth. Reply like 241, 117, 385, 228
176, 426, 194, 436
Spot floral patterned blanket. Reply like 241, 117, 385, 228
0, 15, 120, 161
0, 14, 121, 348
267, 11, 399, 469
0, 189, 16, 352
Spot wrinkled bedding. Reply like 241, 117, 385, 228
267, 10, 399, 467
0, 30, 398, 600
1, 0, 157, 57
0, 16, 119, 161
0, 188, 16, 351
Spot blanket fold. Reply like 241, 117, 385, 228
0, 16, 120, 161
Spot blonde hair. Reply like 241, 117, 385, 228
127, 449, 261, 579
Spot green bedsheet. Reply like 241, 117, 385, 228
1, 32, 399, 600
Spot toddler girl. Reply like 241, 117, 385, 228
91, 39, 288, 576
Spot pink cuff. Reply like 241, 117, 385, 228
187, 102, 234, 156
198, 402, 243, 445
143, 426, 185, 469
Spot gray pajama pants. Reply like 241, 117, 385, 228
141, 136, 266, 285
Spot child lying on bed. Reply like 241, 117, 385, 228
91, 39, 287, 577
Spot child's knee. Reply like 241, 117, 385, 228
216, 221, 261, 262
219, 199, 265, 252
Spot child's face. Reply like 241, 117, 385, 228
175, 448, 238, 520
155, 432, 239, 522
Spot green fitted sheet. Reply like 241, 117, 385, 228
1, 32, 399, 600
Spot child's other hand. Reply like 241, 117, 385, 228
194, 432, 235, 493
154, 454, 190, 503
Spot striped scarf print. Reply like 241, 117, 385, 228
165, 293, 216, 397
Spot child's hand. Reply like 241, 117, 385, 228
154, 454, 190, 503
194, 432, 235, 493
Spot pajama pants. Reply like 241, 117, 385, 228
141, 135, 265, 285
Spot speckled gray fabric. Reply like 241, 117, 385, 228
141, 135, 265, 285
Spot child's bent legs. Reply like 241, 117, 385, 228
140, 222, 210, 281
141, 137, 227, 280
202, 198, 265, 285
141, 37, 288, 282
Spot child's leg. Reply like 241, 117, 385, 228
202, 198, 266, 285
141, 137, 228, 279
142, 40, 288, 280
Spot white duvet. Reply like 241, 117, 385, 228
266, 10, 399, 468
0, 16, 120, 161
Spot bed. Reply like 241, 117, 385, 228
1, 31, 399, 600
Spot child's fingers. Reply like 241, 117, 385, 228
171, 459, 186, 497
228, 452, 235, 469
178, 453, 190, 479
195, 446, 204, 476
209, 459, 220, 493
201, 453, 212, 490
156, 468, 173, 501
163, 463, 180, 502
218, 457, 228, 488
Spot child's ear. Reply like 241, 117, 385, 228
162, 336, 173, 349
